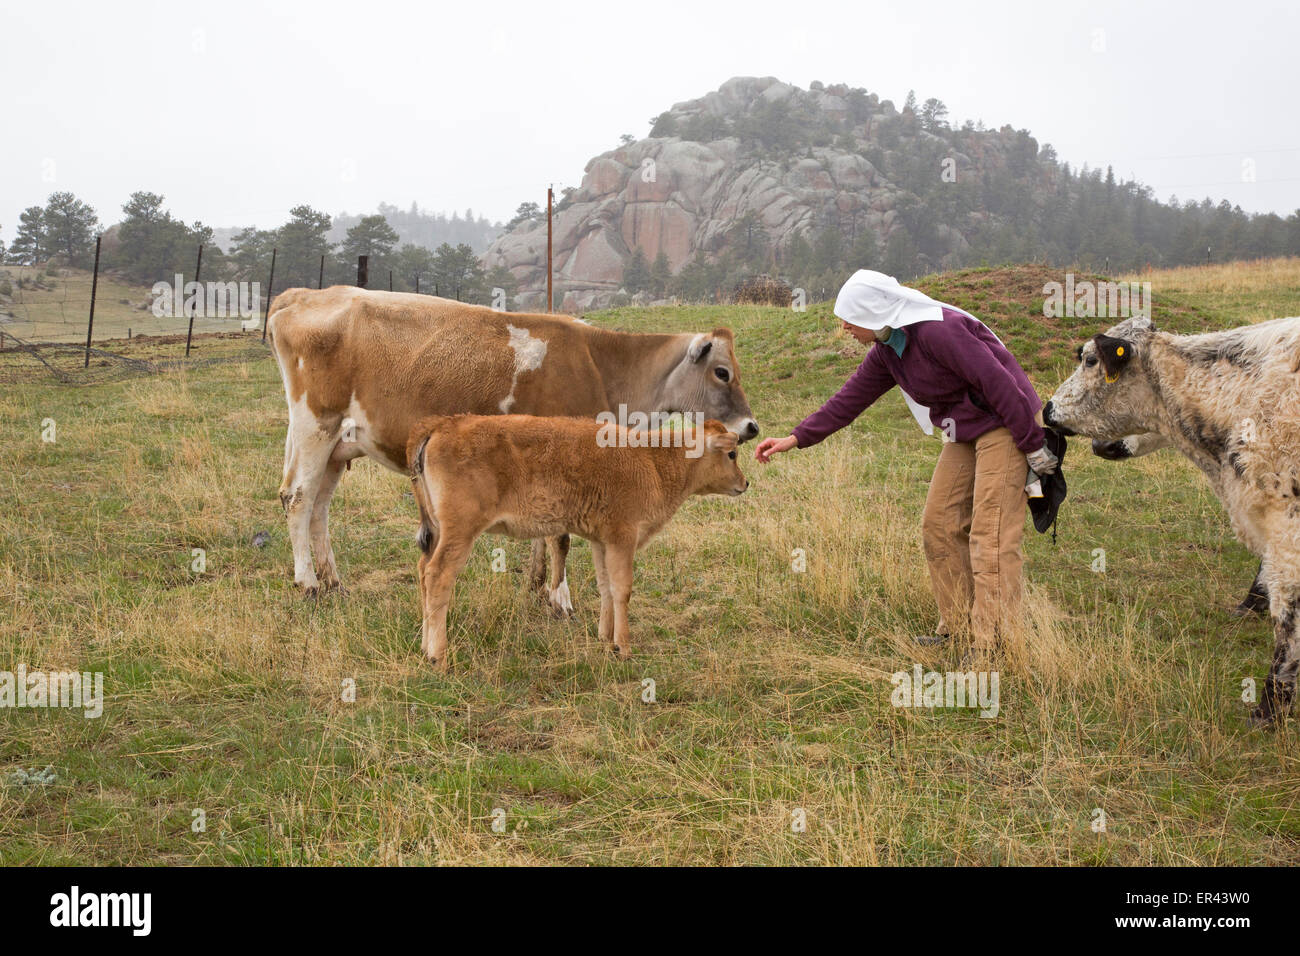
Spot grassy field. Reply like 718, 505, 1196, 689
0, 264, 259, 344
1, 261, 1298, 865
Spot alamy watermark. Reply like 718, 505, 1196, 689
0, 665, 103, 718
596, 404, 706, 458
151, 275, 261, 323
891, 664, 999, 718
1042, 274, 1150, 320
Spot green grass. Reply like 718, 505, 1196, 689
1, 261, 1298, 864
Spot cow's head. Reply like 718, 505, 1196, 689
691, 420, 749, 497
662, 329, 759, 442
1044, 316, 1159, 441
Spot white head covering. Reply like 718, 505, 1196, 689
831, 270, 993, 438
833, 270, 950, 331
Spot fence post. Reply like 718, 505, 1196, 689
83, 235, 102, 368
357, 255, 368, 288
389, 269, 393, 292
319, 254, 325, 289
546, 185, 553, 313
261, 247, 277, 342
184, 243, 204, 357
415, 275, 419, 294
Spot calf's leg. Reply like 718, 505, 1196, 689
603, 540, 636, 660
419, 529, 476, 671
590, 541, 614, 651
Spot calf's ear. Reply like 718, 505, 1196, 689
1093, 334, 1134, 382
706, 431, 738, 452
688, 333, 714, 364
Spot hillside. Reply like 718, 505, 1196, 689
485, 76, 1300, 311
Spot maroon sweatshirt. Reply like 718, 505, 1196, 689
792, 308, 1045, 453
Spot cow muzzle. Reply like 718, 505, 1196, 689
1042, 401, 1077, 437
735, 419, 759, 443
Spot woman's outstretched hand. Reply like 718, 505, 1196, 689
754, 434, 798, 463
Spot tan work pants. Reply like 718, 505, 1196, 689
921, 427, 1029, 650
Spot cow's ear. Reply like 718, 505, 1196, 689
1093, 334, 1134, 381
688, 333, 713, 364
707, 431, 738, 452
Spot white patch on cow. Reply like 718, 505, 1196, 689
341, 393, 399, 469
499, 324, 548, 413
297, 356, 304, 370
549, 578, 573, 615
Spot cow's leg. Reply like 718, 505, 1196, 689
528, 536, 573, 616
282, 422, 296, 488
1251, 553, 1299, 727
590, 541, 614, 650
546, 534, 573, 617
309, 458, 346, 591
279, 411, 341, 595
1233, 561, 1269, 617
604, 539, 636, 660
528, 539, 547, 592
420, 528, 476, 671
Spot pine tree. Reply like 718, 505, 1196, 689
9, 206, 46, 264
42, 192, 99, 267
650, 252, 672, 298
622, 248, 650, 293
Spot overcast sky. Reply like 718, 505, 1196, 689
3, 0, 1297, 242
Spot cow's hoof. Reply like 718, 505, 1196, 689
300, 584, 321, 599
611, 646, 633, 661
547, 581, 574, 618
1247, 704, 1284, 729
1231, 595, 1269, 617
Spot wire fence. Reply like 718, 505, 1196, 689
0, 330, 271, 386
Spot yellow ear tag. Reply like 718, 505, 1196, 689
1105, 372, 1119, 384
1116, 346, 1125, 356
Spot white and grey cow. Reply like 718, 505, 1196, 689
1045, 313, 1300, 726
1091, 432, 1269, 617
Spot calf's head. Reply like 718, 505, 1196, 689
1044, 316, 1160, 441
690, 420, 749, 497
662, 329, 759, 442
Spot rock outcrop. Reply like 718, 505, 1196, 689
484, 76, 1018, 310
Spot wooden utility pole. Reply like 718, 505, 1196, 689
261, 247, 277, 342
547, 185, 554, 313
184, 243, 203, 357
83, 235, 101, 368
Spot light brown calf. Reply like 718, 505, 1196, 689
406, 415, 748, 668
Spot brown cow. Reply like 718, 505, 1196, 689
267, 287, 759, 606
406, 415, 748, 668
